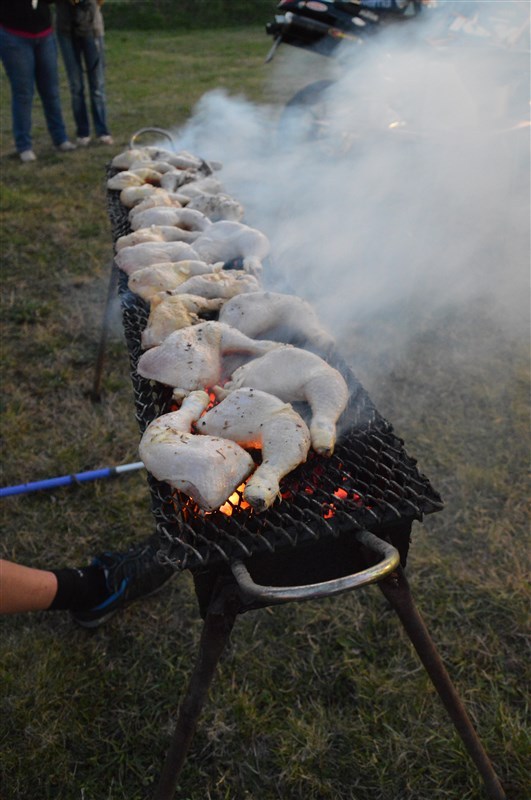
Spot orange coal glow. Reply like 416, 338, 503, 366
219, 484, 250, 516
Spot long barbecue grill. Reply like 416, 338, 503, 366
104, 157, 506, 800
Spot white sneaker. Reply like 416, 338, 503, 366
19, 150, 37, 163
98, 135, 114, 145
57, 140, 77, 152
76, 136, 91, 146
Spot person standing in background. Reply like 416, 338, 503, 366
55, 0, 113, 146
0, 0, 76, 162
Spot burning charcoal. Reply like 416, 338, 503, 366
197, 388, 311, 512
139, 391, 254, 512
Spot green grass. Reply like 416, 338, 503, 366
1, 26, 530, 800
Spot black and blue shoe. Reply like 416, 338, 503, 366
71, 541, 174, 629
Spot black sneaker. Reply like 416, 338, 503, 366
71, 541, 174, 629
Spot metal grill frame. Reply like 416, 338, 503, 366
107, 174, 443, 573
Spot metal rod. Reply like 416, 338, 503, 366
91, 261, 119, 402
231, 529, 400, 603
129, 127, 175, 150
0, 462, 145, 498
152, 584, 240, 800
378, 568, 506, 800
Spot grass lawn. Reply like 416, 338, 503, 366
1, 24, 529, 800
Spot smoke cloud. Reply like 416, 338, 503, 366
172, 1, 530, 346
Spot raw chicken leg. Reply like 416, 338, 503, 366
219, 346, 349, 456
129, 206, 211, 233
139, 390, 254, 512
137, 321, 282, 399
192, 221, 270, 263
219, 291, 335, 353
141, 293, 224, 349
128, 260, 223, 302
115, 241, 200, 275
197, 388, 311, 512
170, 270, 261, 299
186, 192, 244, 222
116, 226, 201, 251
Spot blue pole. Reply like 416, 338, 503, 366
0, 462, 145, 498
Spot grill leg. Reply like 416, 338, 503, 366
152, 582, 240, 800
378, 568, 506, 800
91, 261, 119, 402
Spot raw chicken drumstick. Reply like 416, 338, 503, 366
218, 346, 349, 457
219, 291, 335, 353
197, 388, 311, 512
139, 390, 254, 512
136, 321, 282, 400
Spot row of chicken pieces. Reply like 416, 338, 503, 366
108, 146, 349, 513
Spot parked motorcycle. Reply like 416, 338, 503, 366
266, 1, 529, 151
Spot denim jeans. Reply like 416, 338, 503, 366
57, 33, 109, 138
0, 27, 69, 152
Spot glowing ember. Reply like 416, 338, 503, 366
333, 487, 348, 500
219, 484, 250, 516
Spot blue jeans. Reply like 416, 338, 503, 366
58, 33, 109, 138
0, 27, 69, 152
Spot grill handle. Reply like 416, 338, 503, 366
129, 127, 175, 149
230, 529, 400, 604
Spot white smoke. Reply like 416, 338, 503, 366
172, 1, 530, 345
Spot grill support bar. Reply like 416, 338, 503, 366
153, 581, 239, 800
378, 568, 506, 800
151, 559, 506, 800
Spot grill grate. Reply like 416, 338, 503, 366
107, 174, 443, 573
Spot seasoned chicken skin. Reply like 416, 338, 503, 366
128, 260, 223, 302
197, 388, 311, 512
139, 390, 254, 512
129, 206, 211, 233
219, 346, 349, 456
136, 321, 282, 399
141, 293, 224, 349
186, 192, 244, 222
170, 270, 261, 300
192, 221, 270, 263
115, 241, 200, 275
116, 226, 201, 251
219, 291, 335, 353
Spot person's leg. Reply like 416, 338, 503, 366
81, 35, 110, 138
33, 32, 70, 147
0, 560, 58, 613
57, 32, 90, 139
0, 28, 36, 154
0, 537, 174, 626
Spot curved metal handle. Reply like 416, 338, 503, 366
129, 127, 175, 149
230, 529, 400, 604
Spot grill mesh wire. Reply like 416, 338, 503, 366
106, 173, 443, 573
